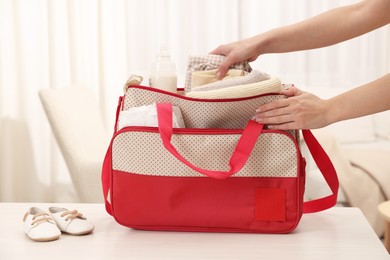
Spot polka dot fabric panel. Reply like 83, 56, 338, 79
124, 86, 296, 138
112, 129, 298, 178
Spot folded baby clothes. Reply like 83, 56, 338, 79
191, 69, 247, 89
185, 77, 282, 99
191, 70, 270, 92
118, 103, 186, 130
185, 54, 252, 92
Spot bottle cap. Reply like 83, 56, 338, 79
151, 44, 176, 73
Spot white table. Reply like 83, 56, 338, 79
1, 203, 388, 259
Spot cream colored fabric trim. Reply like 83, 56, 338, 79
186, 77, 282, 99
191, 69, 246, 88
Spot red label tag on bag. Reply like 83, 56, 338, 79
255, 188, 286, 221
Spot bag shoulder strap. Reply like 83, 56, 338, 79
302, 130, 339, 213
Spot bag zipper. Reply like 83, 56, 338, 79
114, 125, 297, 141
126, 85, 283, 103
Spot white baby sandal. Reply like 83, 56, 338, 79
23, 207, 61, 242
48, 207, 94, 235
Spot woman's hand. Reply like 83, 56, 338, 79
252, 86, 331, 130
210, 37, 261, 79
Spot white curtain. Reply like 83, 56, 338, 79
1, 0, 388, 202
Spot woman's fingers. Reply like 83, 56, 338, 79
252, 87, 327, 130
281, 85, 303, 97
253, 99, 298, 128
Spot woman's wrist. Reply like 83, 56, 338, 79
253, 27, 289, 56
251, 33, 272, 56
323, 97, 341, 127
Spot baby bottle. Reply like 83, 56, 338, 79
149, 44, 178, 93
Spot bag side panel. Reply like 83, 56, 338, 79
102, 144, 113, 215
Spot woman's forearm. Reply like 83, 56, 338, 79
326, 73, 390, 124
253, 0, 390, 55
253, 73, 390, 130
212, 0, 390, 84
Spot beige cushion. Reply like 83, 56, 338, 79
39, 85, 109, 202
